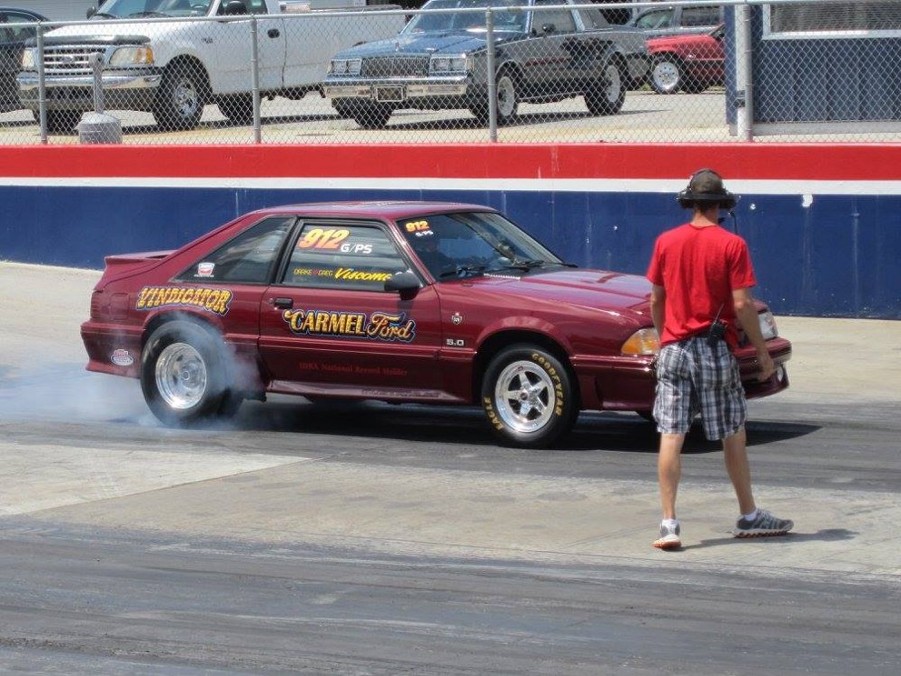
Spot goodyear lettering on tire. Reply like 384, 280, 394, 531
531, 352, 565, 416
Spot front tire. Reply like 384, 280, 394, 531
481, 345, 577, 448
152, 62, 208, 130
141, 320, 241, 426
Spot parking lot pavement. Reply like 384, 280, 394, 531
2, 262, 899, 577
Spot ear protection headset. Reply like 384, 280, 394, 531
677, 168, 738, 210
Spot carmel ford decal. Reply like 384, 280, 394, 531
283, 309, 415, 342
136, 286, 233, 315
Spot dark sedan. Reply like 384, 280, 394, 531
81, 201, 791, 448
0, 7, 45, 112
321, 0, 647, 128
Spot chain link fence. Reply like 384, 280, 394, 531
1, 0, 900, 144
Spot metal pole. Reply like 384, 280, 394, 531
735, 1, 753, 141
35, 23, 47, 144
485, 9, 497, 142
250, 15, 261, 144
90, 53, 105, 113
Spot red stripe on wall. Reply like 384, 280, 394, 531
2, 144, 900, 181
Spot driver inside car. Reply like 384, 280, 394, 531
412, 233, 456, 279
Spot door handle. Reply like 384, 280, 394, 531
268, 28, 280, 39
272, 297, 293, 309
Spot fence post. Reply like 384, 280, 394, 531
734, 1, 753, 141
250, 15, 261, 144
486, 9, 497, 142
35, 23, 47, 144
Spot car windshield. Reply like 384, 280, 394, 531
93, 0, 212, 19
405, 0, 528, 34
399, 211, 565, 280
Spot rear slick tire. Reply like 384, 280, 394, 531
141, 320, 241, 427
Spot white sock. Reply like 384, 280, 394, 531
662, 518, 679, 529
742, 509, 758, 522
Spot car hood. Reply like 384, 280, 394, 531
334, 31, 517, 59
474, 267, 652, 314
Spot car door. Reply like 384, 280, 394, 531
212, 0, 285, 93
523, 0, 580, 97
258, 219, 445, 399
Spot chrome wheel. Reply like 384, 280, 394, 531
493, 359, 556, 434
651, 58, 683, 94
155, 342, 208, 410
496, 72, 518, 123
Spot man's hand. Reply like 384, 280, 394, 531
756, 350, 776, 382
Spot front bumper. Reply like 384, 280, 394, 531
323, 76, 472, 104
17, 70, 161, 112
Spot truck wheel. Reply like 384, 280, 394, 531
650, 55, 684, 94
33, 109, 81, 134
141, 320, 241, 427
481, 344, 577, 448
495, 68, 519, 125
585, 59, 626, 115
218, 93, 255, 124
152, 62, 208, 130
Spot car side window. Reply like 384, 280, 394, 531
535, 0, 577, 34
635, 9, 673, 30
178, 216, 295, 284
1, 13, 37, 42
282, 222, 409, 292
577, 7, 610, 31
682, 7, 721, 27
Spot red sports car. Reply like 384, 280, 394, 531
81, 201, 791, 447
647, 24, 725, 94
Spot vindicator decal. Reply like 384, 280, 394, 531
282, 309, 415, 342
136, 286, 233, 315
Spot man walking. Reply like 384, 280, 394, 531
646, 169, 793, 550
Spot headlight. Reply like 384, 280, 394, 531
21, 49, 35, 69
329, 58, 361, 76
621, 328, 660, 356
429, 54, 469, 74
758, 310, 778, 340
108, 46, 154, 67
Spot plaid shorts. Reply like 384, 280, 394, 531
653, 336, 747, 440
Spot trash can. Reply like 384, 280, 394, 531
77, 112, 122, 144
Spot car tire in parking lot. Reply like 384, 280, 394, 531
650, 55, 685, 94
152, 61, 209, 131
495, 68, 520, 125
585, 58, 626, 115
141, 320, 242, 427
481, 344, 578, 448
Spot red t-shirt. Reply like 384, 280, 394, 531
646, 223, 756, 348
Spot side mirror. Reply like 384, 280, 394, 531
86, 6, 97, 19
384, 271, 421, 301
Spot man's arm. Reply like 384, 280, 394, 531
650, 284, 666, 338
732, 287, 775, 382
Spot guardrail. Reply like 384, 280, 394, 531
1, 0, 900, 144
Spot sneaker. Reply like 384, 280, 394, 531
653, 521, 682, 550
733, 509, 793, 538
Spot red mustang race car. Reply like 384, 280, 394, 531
81, 201, 791, 447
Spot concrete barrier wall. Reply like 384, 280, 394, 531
1, 144, 898, 318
